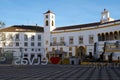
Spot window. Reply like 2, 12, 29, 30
52, 37, 57, 45
38, 42, 41, 46
46, 20, 49, 26
79, 36, 83, 44
69, 36, 74, 44
24, 48, 27, 51
31, 35, 34, 41
38, 35, 41, 41
69, 47, 72, 51
69, 52, 72, 57
9, 42, 13, 47
31, 48, 34, 51
46, 15, 48, 18
15, 34, 19, 41
60, 37, 65, 45
24, 34, 28, 41
52, 21, 54, 26
53, 37, 57, 43
89, 35, 94, 44
24, 42, 28, 46
38, 48, 41, 51
60, 37, 64, 43
98, 34, 102, 41
16, 42, 19, 46
7, 34, 13, 40
31, 42, 34, 46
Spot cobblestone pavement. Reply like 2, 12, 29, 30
0, 64, 120, 80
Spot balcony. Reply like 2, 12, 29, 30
50, 42, 66, 46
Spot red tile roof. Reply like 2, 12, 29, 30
53, 19, 120, 31
0, 25, 44, 32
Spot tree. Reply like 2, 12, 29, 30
0, 21, 5, 28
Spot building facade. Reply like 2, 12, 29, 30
0, 9, 120, 65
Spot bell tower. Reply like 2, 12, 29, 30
43, 10, 56, 56
44, 10, 55, 31
101, 9, 114, 23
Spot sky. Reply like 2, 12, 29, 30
0, 0, 120, 27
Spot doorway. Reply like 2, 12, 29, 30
71, 60, 74, 65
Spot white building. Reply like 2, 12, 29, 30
0, 9, 120, 65
0, 25, 44, 64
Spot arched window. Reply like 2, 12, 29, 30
98, 34, 101, 41
101, 33, 105, 41
52, 20, 54, 26
105, 33, 109, 41
46, 20, 48, 26
114, 31, 119, 40
110, 32, 114, 40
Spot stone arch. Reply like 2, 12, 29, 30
105, 32, 109, 41
110, 32, 114, 40
98, 33, 102, 41
114, 31, 119, 40
101, 33, 105, 41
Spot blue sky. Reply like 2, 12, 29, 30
0, 0, 120, 27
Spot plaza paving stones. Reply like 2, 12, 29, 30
0, 64, 120, 80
